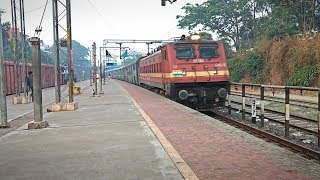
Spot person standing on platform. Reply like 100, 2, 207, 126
27, 71, 33, 102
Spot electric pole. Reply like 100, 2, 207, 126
30, 37, 43, 122
66, 0, 73, 103
0, 10, 9, 128
28, 37, 48, 129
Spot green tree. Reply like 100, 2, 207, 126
177, 0, 320, 50
1, 21, 33, 62
1, 21, 13, 60
228, 57, 245, 82
287, 65, 318, 86
254, 0, 319, 38
177, 0, 253, 51
244, 51, 263, 83
199, 32, 213, 40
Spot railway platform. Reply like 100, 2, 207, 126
5, 80, 90, 123
0, 80, 319, 179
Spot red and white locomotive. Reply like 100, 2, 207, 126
109, 34, 230, 110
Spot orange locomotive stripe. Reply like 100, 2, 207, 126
139, 70, 230, 78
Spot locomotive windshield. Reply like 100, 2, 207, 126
176, 46, 195, 59
199, 45, 219, 58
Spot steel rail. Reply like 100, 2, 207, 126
212, 113, 320, 160
230, 95, 317, 122
229, 101, 318, 135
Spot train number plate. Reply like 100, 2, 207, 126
193, 59, 204, 63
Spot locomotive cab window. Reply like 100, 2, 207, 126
176, 46, 195, 60
199, 46, 219, 59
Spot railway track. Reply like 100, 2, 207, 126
230, 91, 318, 109
229, 100, 318, 136
147, 84, 320, 160
206, 111, 320, 160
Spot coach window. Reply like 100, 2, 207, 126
176, 46, 195, 60
199, 45, 219, 59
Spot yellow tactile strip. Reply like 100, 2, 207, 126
121, 85, 199, 180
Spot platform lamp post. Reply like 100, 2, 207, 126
0, 10, 9, 128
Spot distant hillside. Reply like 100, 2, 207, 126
227, 34, 320, 87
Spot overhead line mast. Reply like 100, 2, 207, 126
52, 0, 74, 103
11, 0, 27, 97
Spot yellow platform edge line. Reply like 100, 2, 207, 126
120, 84, 199, 180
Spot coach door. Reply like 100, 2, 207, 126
161, 48, 167, 84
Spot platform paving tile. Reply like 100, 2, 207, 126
118, 80, 320, 180
0, 81, 183, 180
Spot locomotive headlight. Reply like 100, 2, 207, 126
190, 34, 201, 41
182, 68, 187, 76
213, 67, 218, 74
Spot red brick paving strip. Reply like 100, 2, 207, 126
118, 81, 310, 180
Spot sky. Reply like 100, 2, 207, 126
1, 0, 207, 54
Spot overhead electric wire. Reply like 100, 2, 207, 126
34, 0, 49, 37
86, 0, 106, 20
25, 0, 52, 14
160, 0, 187, 39
85, 0, 117, 35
